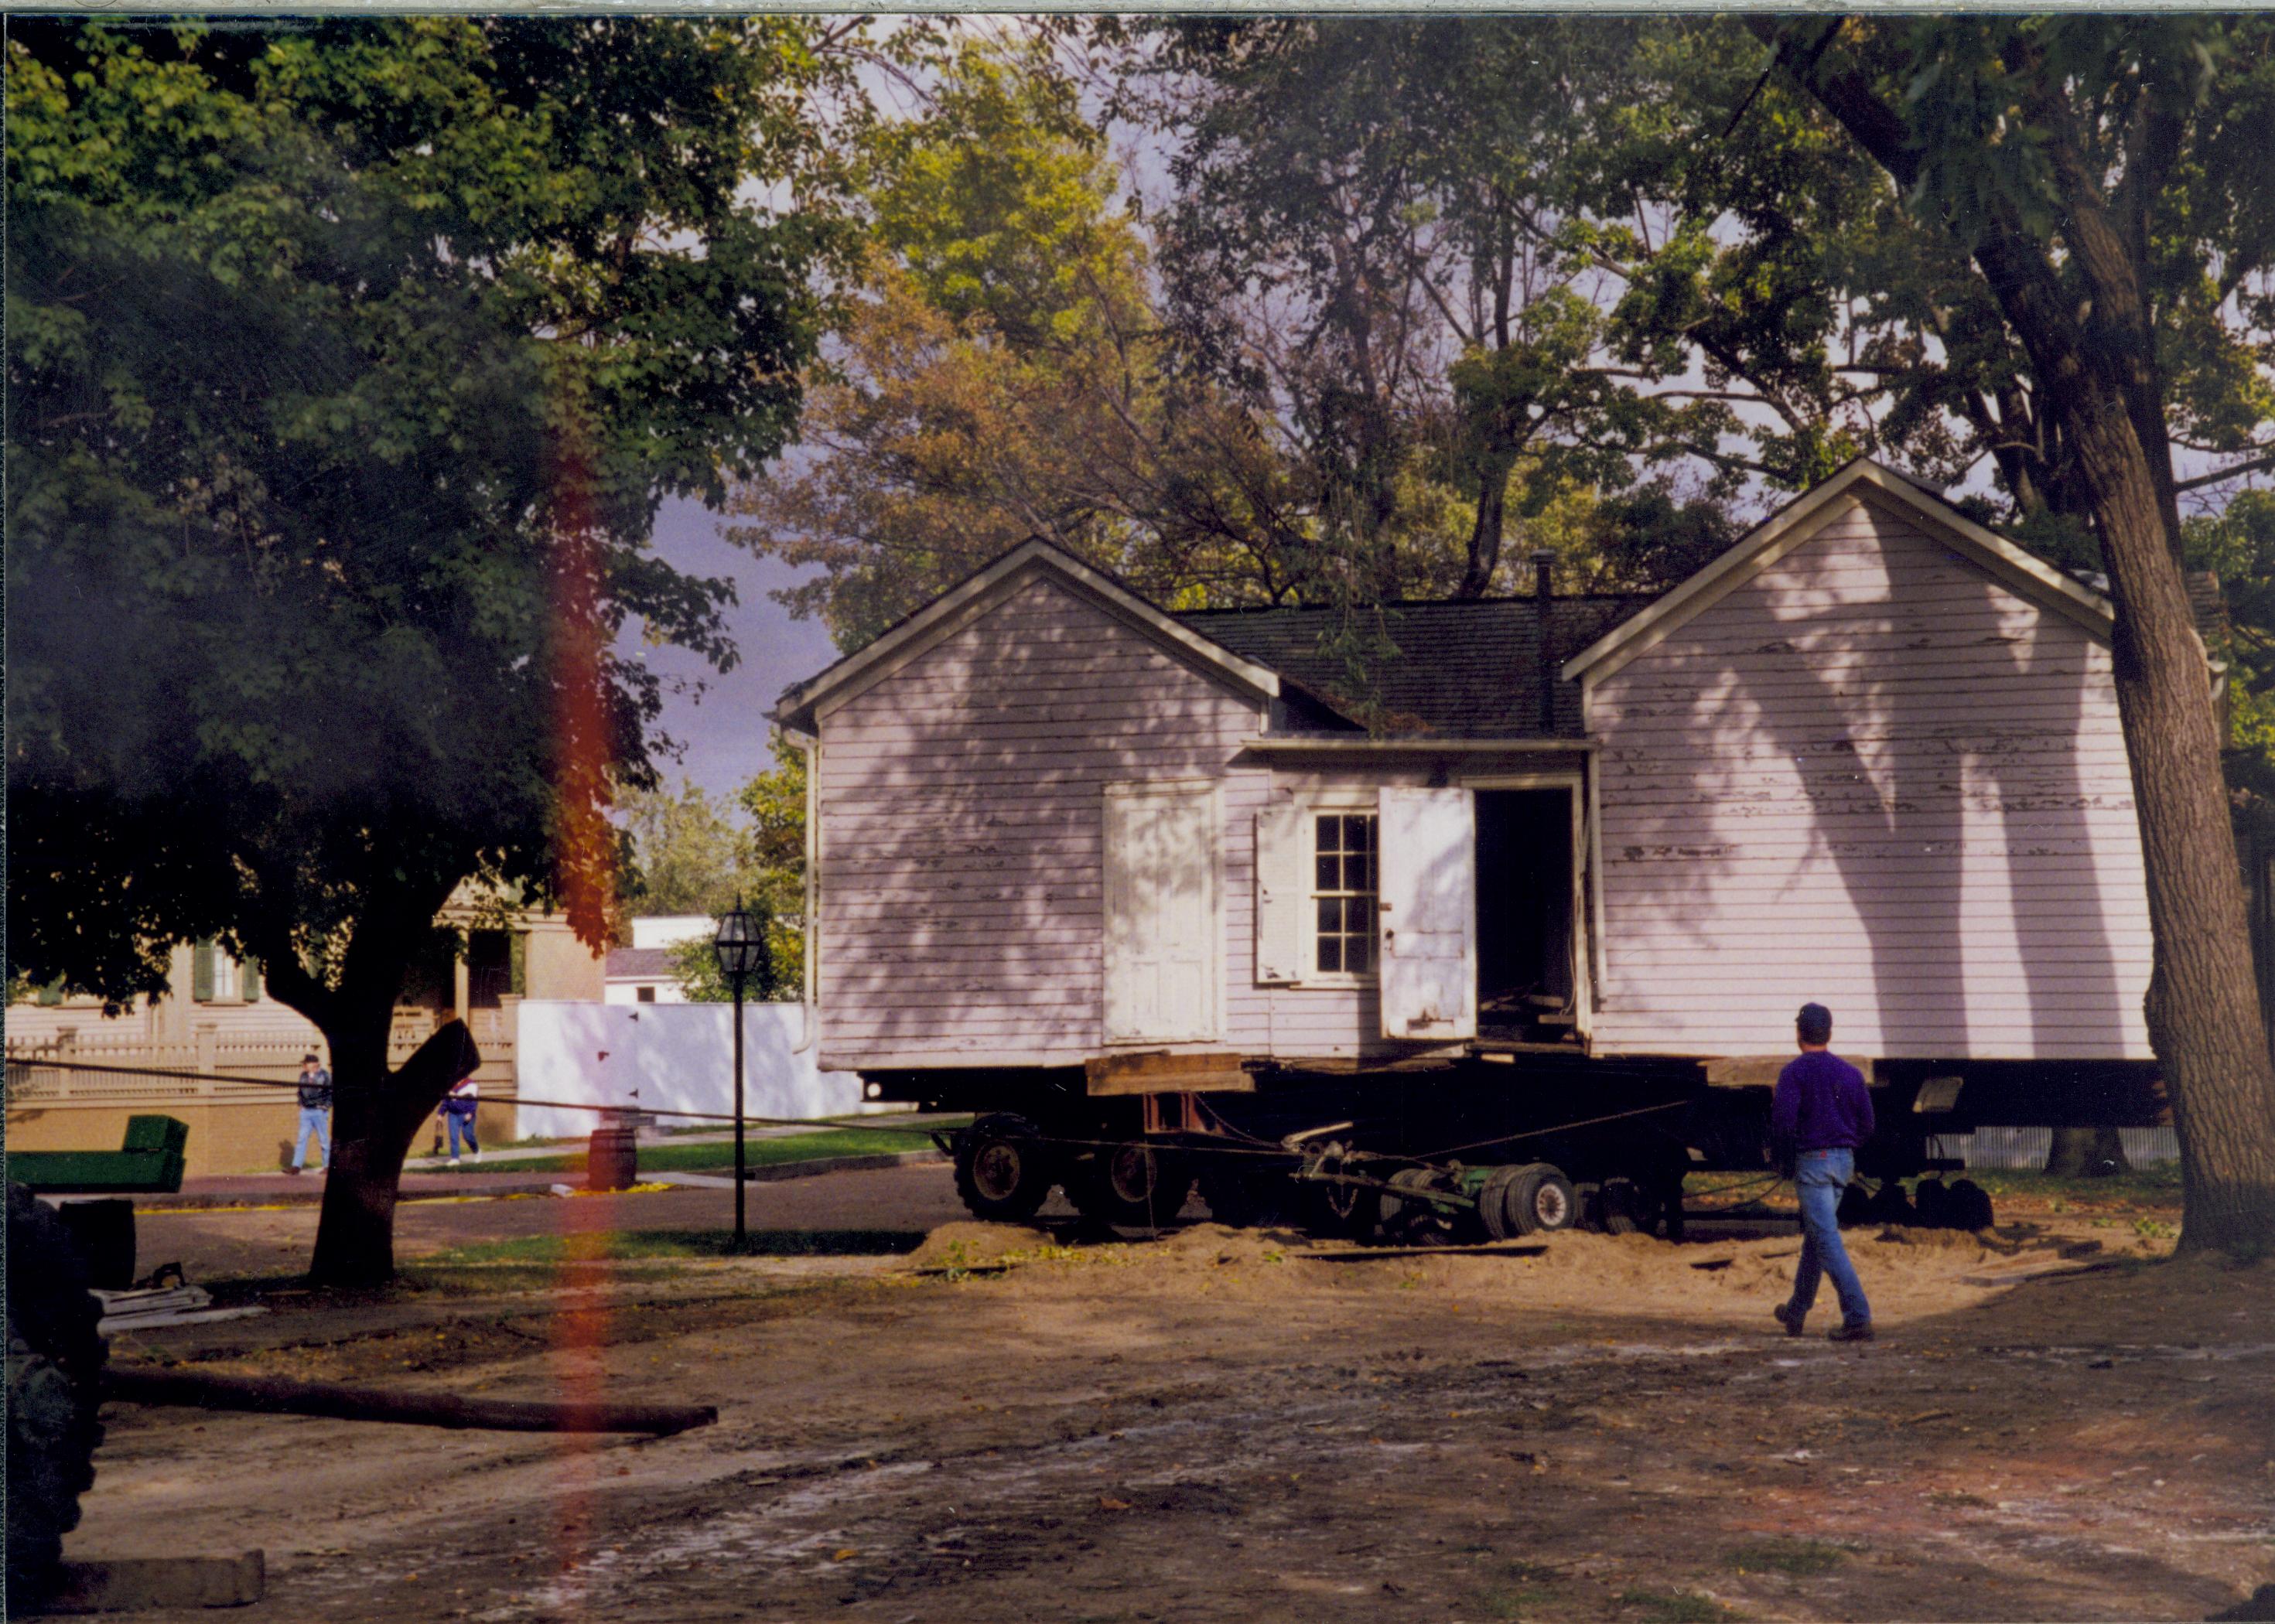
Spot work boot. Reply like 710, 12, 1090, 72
1828, 1322, 1875, 1343
1772, 1302, 1805, 1338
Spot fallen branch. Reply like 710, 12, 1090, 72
104, 1365, 716, 1436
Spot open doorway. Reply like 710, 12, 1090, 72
1474, 787, 1577, 1041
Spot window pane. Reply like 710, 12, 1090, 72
1316, 814, 1339, 853
1318, 898, 1340, 933
1317, 854, 1339, 890
1348, 933, 1372, 972
1319, 936, 1343, 973
1352, 851, 1373, 892
1351, 815, 1374, 852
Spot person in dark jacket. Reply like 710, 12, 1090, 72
1770, 1003, 1875, 1342
291, 1053, 333, 1175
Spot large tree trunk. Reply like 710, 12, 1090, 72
2045, 1126, 2131, 1179
307, 1020, 481, 1287
1771, 20, 2275, 1257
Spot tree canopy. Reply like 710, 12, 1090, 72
5, 15, 858, 1279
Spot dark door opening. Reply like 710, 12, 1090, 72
1475, 789, 1576, 1040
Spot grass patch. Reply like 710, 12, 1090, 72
1477, 1586, 1559, 1620
1723, 1538, 1850, 1577
1957, 1165, 2181, 1208
417, 1227, 927, 1267
499, 1126, 948, 1177
1619, 1589, 1734, 1624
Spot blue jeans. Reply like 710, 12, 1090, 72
446, 1111, 478, 1158
1789, 1148, 1872, 1329
294, 1107, 331, 1171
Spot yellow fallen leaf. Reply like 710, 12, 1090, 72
1098, 1497, 1131, 1513
832, 1549, 857, 1562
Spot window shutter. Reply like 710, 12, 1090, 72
241, 957, 261, 1003
508, 932, 528, 997
191, 940, 217, 1003
1254, 801, 1310, 985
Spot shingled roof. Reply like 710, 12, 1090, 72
1173, 596, 1655, 739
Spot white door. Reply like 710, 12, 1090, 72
1378, 786, 1477, 1040
1103, 784, 1221, 1043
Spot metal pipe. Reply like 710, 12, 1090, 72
1533, 548, 1557, 735
105, 1366, 716, 1436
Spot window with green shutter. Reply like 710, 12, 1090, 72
508, 931, 528, 997
240, 957, 261, 1003
191, 940, 217, 1002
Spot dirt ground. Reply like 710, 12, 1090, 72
63, 1167, 2275, 1622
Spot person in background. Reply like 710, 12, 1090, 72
1771, 1001, 1876, 1343
440, 1076, 481, 1169
291, 1053, 332, 1175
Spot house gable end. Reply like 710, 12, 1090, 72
1563, 461, 2114, 687
774, 542, 1279, 732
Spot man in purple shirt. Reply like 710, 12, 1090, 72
1771, 1002, 1875, 1342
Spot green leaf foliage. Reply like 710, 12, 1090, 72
6, 17, 852, 1023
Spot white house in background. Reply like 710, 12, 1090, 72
603, 914, 716, 1005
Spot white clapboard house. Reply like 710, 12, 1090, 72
773, 459, 2205, 1102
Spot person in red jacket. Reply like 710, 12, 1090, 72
1771, 1002, 1875, 1343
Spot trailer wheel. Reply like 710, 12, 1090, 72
953, 1114, 1055, 1223
1501, 1163, 1578, 1236
8, 1184, 107, 1609
1069, 1141, 1192, 1229
1477, 1165, 1524, 1240
1378, 1168, 1458, 1247
1945, 1178, 1995, 1232
1836, 1179, 1874, 1229
1598, 1177, 1644, 1236
1911, 1176, 1951, 1228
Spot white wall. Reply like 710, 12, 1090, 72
512, 1001, 866, 1140
603, 978, 688, 1006
629, 915, 715, 951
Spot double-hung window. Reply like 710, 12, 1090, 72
1313, 813, 1377, 975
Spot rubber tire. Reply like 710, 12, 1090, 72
1598, 1177, 1644, 1237
1069, 1141, 1193, 1229
1477, 1165, 1525, 1241
951, 1114, 1055, 1223
8, 1184, 108, 1609
1501, 1163, 1579, 1236
1836, 1179, 1874, 1229
1867, 1180, 1915, 1227
1378, 1167, 1455, 1247
1945, 1178, 1995, 1232
1911, 1177, 1951, 1229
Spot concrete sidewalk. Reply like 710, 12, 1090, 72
399, 1113, 960, 1173
148, 1143, 951, 1209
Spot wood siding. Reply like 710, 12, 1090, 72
817, 575, 1266, 1071
1589, 494, 2154, 1060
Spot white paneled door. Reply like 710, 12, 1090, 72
1102, 783, 1222, 1043
1378, 786, 1477, 1040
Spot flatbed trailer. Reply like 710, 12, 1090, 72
882, 1053, 2165, 1242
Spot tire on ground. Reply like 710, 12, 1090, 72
1597, 1176, 1644, 1236
1068, 1140, 1193, 1229
1501, 1163, 1579, 1236
1477, 1165, 1525, 1241
7, 1182, 108, 1609
951, 1113, 1056, 1223
1945, 1177, 1995, 1232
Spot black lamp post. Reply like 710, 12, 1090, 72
712, 899, 766, 1250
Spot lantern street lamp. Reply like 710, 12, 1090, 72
712, 899, 767, 1250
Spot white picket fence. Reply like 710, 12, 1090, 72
509, 1001, 869, 1139
1925, 1125, 2179, 1169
